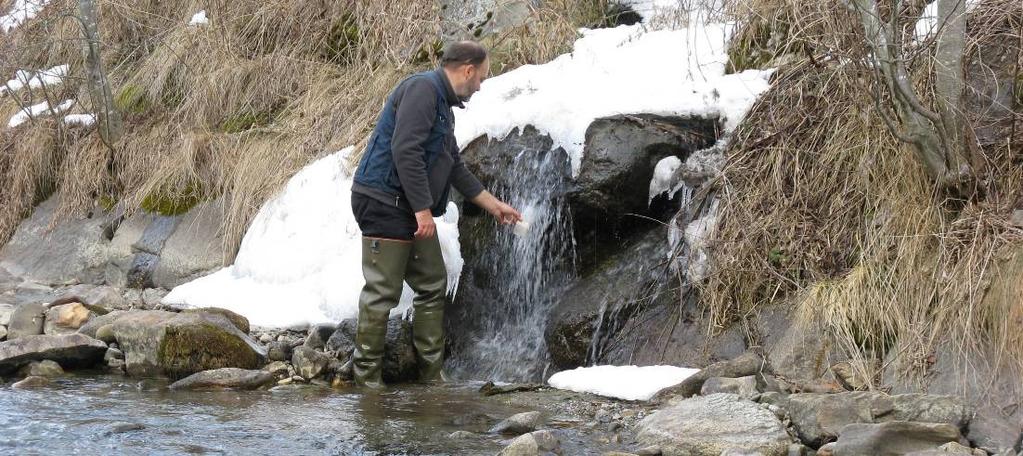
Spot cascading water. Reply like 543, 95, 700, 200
449, 148, 575, 382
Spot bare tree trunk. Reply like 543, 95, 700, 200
77, 0, 122, 147
934, 0, 969, 174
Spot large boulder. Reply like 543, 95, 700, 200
781, 392, 970, 447
50, 284, 130, 311
0, 196, 115, 285
636, 393, 793, 456
108, 310, 266, 379
0, 333, 107, 374
830, 421, 965, 456
168, 368, 275, 390
653, 352, 768, 402
7, 302, 46, 339
440, 0, 532, 42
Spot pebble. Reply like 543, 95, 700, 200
13, 376, 50, 389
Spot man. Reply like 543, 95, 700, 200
350, 41, 522, 388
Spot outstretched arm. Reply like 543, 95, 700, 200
471, 191, 522, 225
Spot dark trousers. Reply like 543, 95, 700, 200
351, 192, 418, 240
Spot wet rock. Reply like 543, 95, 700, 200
0, 333, 107, 374
447, 430, 476, 440
7, 302, 46, 339
381, 317, 417, 383
0, 196, 113, 285
266, 341, 293, 362
77, 310, 126, 339
480, 381, 545, 396
169, 367, 275, 390
12, 375, 50, 388
781, 392, 969, 447
571, 114, 719, 229
700, 376, 759, 399
105, 422, 145, 435
292, 346, 331, 379
51, 284, 130, 311
636, 393, 792, 456
304, 323, 336, 350
832, 421, 964, 456
44, 302, 96, 335
18, 359, 64, 377
263, 361, 290, 379
653, 352, 768, 402
325, 319, 357, 356
104, 347, 124, 362
490, 411, 544, 435
109, 310, 266, 379
181, 307, 249, 334
498, 429, 560, 456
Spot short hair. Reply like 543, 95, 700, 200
441, 41, 488, 69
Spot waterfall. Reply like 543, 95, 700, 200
448, 149, 576, 382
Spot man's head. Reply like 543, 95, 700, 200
440, 41, 489, 102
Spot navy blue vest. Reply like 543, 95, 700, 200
353, 71, 452, 215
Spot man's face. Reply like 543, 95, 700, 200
459, 58, 489, 101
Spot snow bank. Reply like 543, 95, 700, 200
63, 113, 96, 127
0, 64, 67, 97
189, 10, 208, 26
8, 98, 73, 128
163, 147, 465, 329
454, 22, 774, 176
548, 365, 701, 401
0, 0, 49, 33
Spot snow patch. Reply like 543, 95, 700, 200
914, 0, 981, 43
454, 23, 774, 176
0, 0, 49, 33
163, 147, 465, 329
8, 98, 74, 128
0, 64, 68, 97
63, 113, 96, 127
548, 365, 701, 401
189, 10, 208, 26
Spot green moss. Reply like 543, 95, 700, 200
140, 181, 204, 216
220, 111, 274, 133
114, 84, 149, 113
97, 194, 118, 211
158, 322, 261, 380
768, 247, 788, 266
322, 13, 360, 65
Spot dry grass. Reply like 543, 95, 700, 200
700, 0, 1023, 382
0, 0, 606, 254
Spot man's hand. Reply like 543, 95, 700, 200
414, 209, 436, 239
471, 191, 522, 225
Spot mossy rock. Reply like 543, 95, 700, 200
114, 84, 149, 113
140, 182, 204, 216
158, 322, 264, 379
322, 12, 360, 65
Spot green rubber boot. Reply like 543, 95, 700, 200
353, 237, 412, 389
405, 235, 448, 383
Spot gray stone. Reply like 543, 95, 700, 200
105, 422, 145, 435
439, 0, 531, 42
0, 303, 14, 326
831, 361, 875, 391
151, 199, 232, 289
77, 310, 126, 339
12, 375, 50, 388
636, 393, 793, 456
325, 319, 357, 357
291, 346, 331, 380
968, 408, 1022, 455
832, 421, 964, 456
498, 429, 560, 456
782, 392, 970, 447
267, 341, 293, 362
18, 359, 64, 377
43, 302, 97, 335
51, 284, 130, 311
104, 347, 123, 362
635, 446, 663, 456
141, 288, 168, 308
7, 302, 45, 339
490, 411, 544, 435
169, 367, 275, 390
181, 307, 249, 334
263, 361, 290, 378
109, 310, 266, 379
571, 114, 718, 225
654, 352, 768, 402
381, 317, 417, 383
0, 325, 6, 341
786, 444, 811, 456
447, 430, 476, 440
0, 196, 114, 285
0, 333, 107, 374
304, 323, 337, 350
700, 376, 760, 399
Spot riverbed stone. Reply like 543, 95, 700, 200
169, 367, 275, 390
0, 333, 107, 374
0, 325, 6, 341
636, 393, 792, 456
701, 376, 760, 398
51, 284, 130, 311
325, 319, 357, 357
7, 302, 46, 339
44, 302, 96, 335
0, 303, 14, 326
382, 317, 417, 383
498, 429, 560, 456
303, 323, 336, 350
263, 361, 290, 378
267, 341, 293, 362
831, 421, 965, 456
12, 375, 50, 388
654, 352, 768, 402
109, 310, 266, 379
181, 307, 249, 334
18, 359, 64, 377
292, 346, 330, 379
490, 411, 544, 435
77, 310, 126, 339
104, 347, 123, 362
780, 392, 969, 447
